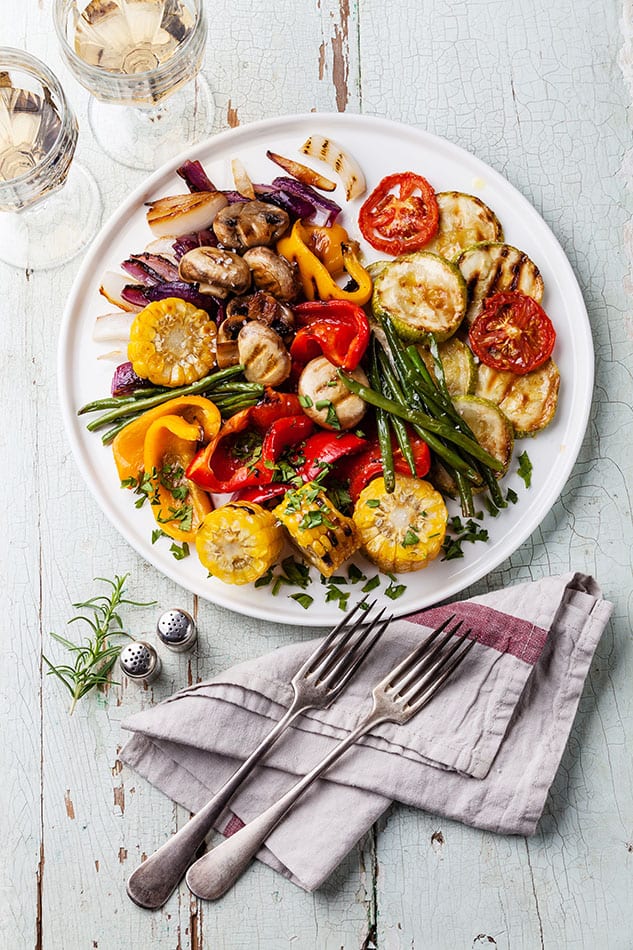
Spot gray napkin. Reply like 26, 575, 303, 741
121, 572, 612, 891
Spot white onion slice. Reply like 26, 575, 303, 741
93, 310, 136, 343
231, 158, 255, 199
99, 271, 141, 312
300, 135, 366, 200
145, 191, 228, 237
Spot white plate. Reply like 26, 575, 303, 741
58, 113, 593, 626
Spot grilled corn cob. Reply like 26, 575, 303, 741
196, 501, 283, 585
353, 475, 447, 573
128, 297, 217, 388
273, 482, 360, 577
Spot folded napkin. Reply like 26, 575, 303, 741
121, 572, 612, 892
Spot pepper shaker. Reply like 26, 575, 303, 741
119, 641, 161, 684
156, 608, 198, 653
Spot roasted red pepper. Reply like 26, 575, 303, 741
293, 430, 367, 481
290, 300, 370, 371
187, 401, 313, 493
337, 430, 431, 502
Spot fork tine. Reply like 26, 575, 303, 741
404, 633, 476, 711
390, 619, 463, 695
319, 610, 391, 691
296, 599, 375, 678
381, 615, 458, 689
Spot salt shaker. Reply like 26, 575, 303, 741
156, 608, 197, 653
119, 641, 161, 684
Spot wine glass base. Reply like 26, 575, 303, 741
0, 162, 102, 271
88, 74, 215, 171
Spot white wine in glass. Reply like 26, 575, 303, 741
0, 47, 101, 270
54, 0, 214, 171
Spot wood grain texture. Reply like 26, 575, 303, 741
0, 0, 631, 947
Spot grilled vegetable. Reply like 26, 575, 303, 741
195, 502, 284, 585
113, 395, 221, 482
417, 336, 477, 396
469, 291, 556, 375
353, 475, 447, 573
273, 483, 360, 577
475, 359, 560, 437
127, 298, 217, 388
299, 135, 366, 199
372, 252, 467, 342
266, 150, 337, 192
298, 356, 368, 431
213, 200, 290, 250
456, 242, 544, 326
178, 247, 251, 299
145, 192, 228, 238
359, 172, 439, 255
237, 322, 291, 387
242, 246, 300, 301
424, 192, 503, 262
452, 396, 514, 478
143, 415, 212, 542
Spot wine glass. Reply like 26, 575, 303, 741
53, 0, 214, 171
0, 47, 101, 271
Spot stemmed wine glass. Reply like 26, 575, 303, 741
53, 0, 214, 171
0, 47, 101, 271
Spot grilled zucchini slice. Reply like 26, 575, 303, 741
424, 192, 503, 262
453, 396, 514, 476
475, 359, 560, 437
353, 475, 447, 573
456, 242, 544, 327
371, 252, 467, 342
196, 502, 284, 585
418, 337, 477, 396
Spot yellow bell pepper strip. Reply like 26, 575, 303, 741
300, 223, 349, 275
143, 414, 213, 543
277, 221, 372, 306
113, 395, 221, 483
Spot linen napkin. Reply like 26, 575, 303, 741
121, 572, 612, 892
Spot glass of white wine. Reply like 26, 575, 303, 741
0, 47, 101, 270
54, 0, 214, 171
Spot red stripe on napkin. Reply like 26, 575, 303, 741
405, 603, 548, 666
223, 814, 245, 837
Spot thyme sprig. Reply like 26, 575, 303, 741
42, 574, 155, 714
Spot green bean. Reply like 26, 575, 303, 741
339, 372, 504, 472
369, 341, 395, 492
376, 351, 417, 477
85, 365, 246, 431
101, 413, 144, 445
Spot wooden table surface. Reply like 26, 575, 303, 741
2, 2, 632, 947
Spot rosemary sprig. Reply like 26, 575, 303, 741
42, 574, 155, 715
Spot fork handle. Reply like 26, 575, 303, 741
126, 699, 303, 909
185, 711, 386, 901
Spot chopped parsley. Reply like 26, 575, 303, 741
169, 541, 190, 561
402, 528, 420, 547
517, 451, 533, 488
290, 593, 313, 610
441, 516, 489, 561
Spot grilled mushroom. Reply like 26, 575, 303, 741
224, 292, 295, 342
178, 247, 251, 299
237, 322, 292, 386
242, 246, 300, 301
298, 356, 368, 430
212, 200, 290, 249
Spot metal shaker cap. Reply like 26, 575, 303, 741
119, 641, 161, 683
156, 608, 197, 652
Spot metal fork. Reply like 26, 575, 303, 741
185, 615, 474, 901
127, 600, 390, 909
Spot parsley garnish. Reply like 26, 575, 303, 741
362, 575, 380, 594
290, 593, 314, 610
402, 528, 420, 547
366, 498, 380, 508
517, 451, 532, 488
170, 541, 190, 561
441, 516, 489, 561
506, 487, 518, 504
348, 563, 365, 584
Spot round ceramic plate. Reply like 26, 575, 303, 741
58, 113, 593, 626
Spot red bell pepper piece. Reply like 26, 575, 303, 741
338, 430, 431, 502
290, 300, 370, 371
186, 405, 313, 493
233, 483, 289, 505
293, 430, 367, 482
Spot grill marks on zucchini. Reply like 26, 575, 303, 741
425, 192, 503, 262
475, 359, 560, 437
456, 242, 544, 326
